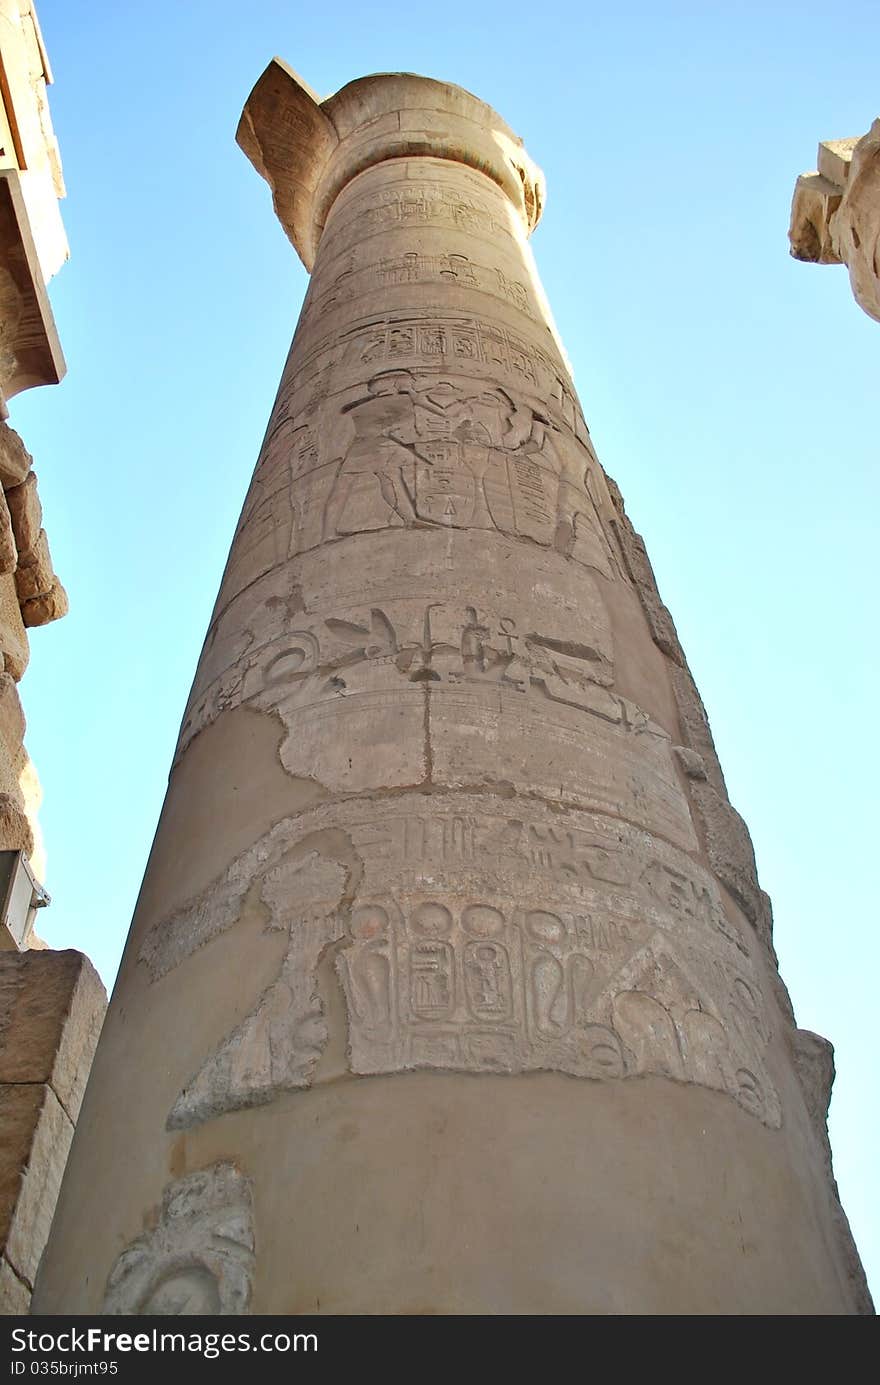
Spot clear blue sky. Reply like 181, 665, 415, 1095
15, 1, 878, 1301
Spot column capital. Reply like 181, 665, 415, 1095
788, 119, 880, 323
236, 59, 545, 270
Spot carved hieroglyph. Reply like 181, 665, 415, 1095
103, 1164, 254, 1315
146, 794, 780, 1131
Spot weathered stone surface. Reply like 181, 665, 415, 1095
604, 474, 683, 665
0, 793, 32, 856
832, 118, 880, 323
789, 119, 880, 322
157, 805, 778, 1128
0, 490, 16, 575
235, 61, 338, 273
791, 1027, 835, 1156
33, 65, 871, 1316
0, 672, 25, 764
789, 171, 843, 263
0, 954, 105, 1305
788, 1026, 875, 1315
0, 1083, 72, 1288
689, 777, 762, 928
14, 527, 53, 603
0, 1255, 29, 1313
0, 573, 28, 680
0, 674, 27, 839
21, 578, 67, 627
103, 1164, 254, 1315
5, 470, 41, 557
16, 750, 46, 888
0, 425, 31, 491
0, 950, 106, 1119
670, 662, 727, 796
167, 853, 348, 1127
0, 0, 69, 288
818, 137, 860, 188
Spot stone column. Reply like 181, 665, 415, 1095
34, 63, 871, 1315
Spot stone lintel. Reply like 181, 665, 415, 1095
0, 168, 64, 397
237, 59, 545, 270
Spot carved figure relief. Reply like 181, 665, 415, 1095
261, 309, 594, 479
220, 369, 619, 606
166, 851, 349, 1129
103, 1164, 254, 1315
151, 151, 781, 1143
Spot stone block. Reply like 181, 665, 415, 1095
0, 491, 16, 576
689, 778, 761, 927
790, 122, 880, 322
791, 1027, 835, 1158
0, 426, 31, 491
789, 171, 843, 264
15, 753, 45, 890
5, 472, 41, 558
0, 954, 105, 1302
0, 1254, 29, 1313
0, 677, 26, 810
0, 951, 106, 1119
0, 574, 28, 681
0, 673, 25, 763
0, 1083, 72, 1287
817, 138, 858, 189
830, 118, 880, 323
14, 529, 54, 604
670, 663, 727, 796
0, 795, 32, 857
21, 579, 67, 628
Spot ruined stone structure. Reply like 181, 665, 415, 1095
0, 0, 67, 887
0, 4, 106, 1314
34, 63, 870, 1314
790, 120, 880, 321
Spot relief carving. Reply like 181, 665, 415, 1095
264, 310, 591, 459
298, 248, 537, 327
103, 1164, 254, 1315
335, 890, 780, 1126
144, 797, 781, 1131
161, 851, 349, 1128
177, 589, 663, 770
221, 369, 618, 598
350, 177, 509, 238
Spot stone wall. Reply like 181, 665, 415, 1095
0, 4, 107, 1314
